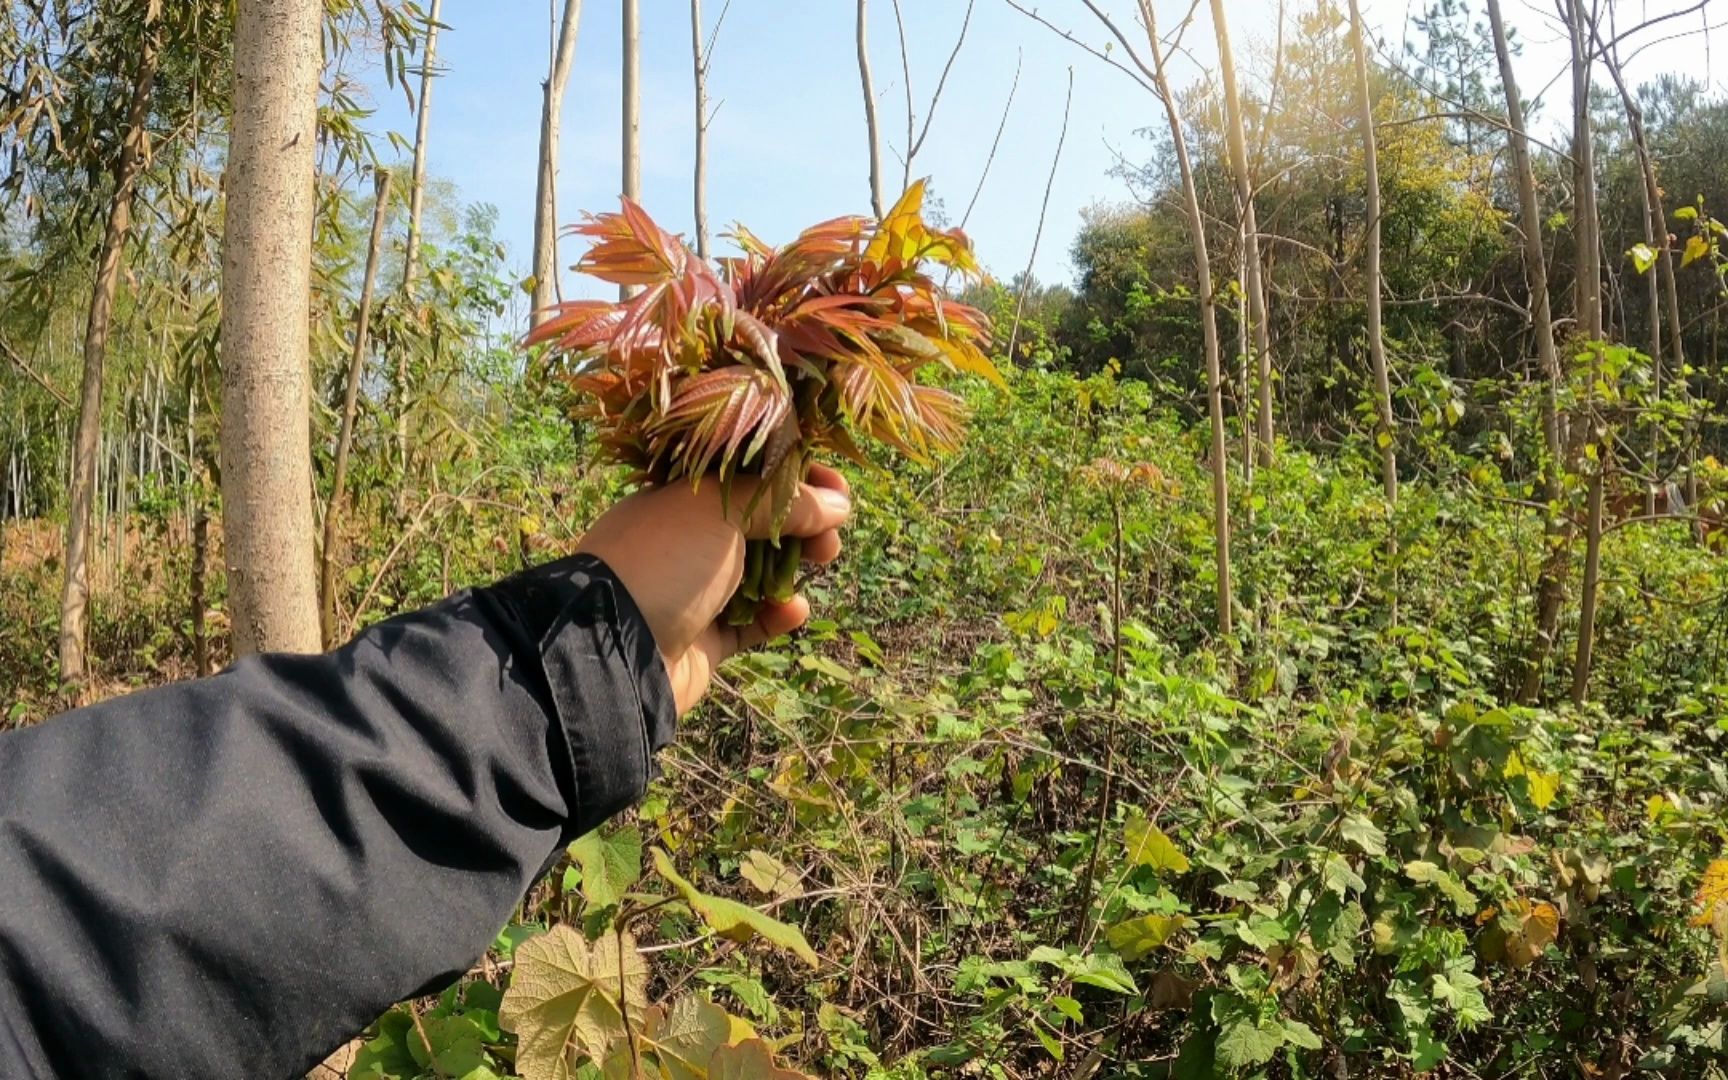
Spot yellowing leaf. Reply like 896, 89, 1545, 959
1630, 242, 1658, 274
499, 926, 648, 1080
863, 180, 928, 266
653, 848, 819, 967
1105, 914, 1188, 961
1693, 859, 1728, 929
739, 850, 804, 900
1504, 899, 1561, 968
1124, 811, 1190, 874
708, 1038, 815, 1080
1526, 770, 1561, 810
602, 996, 733, 1080
1682, 233, 1711, 268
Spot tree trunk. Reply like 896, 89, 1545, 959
621, 0, 641, 300
397, 0, 442, 474
1140, 0, 1232, 637
401, 0, 442, 292
531, 0, 583, 328
58, 23, 161, 685
856, 0, 885, 218
690, 0, 710, 260
1347, 0, 1397, 506
1568, 0, 1605, 706
320, 170, 392, 648
1210, 0, 1274, 468
1489, 0, 1569, 705
219, 0, 325, 657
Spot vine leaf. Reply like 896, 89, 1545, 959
567, 826, 643, 909
739, 850, 804, 899
1124, 810, 1190, 874
708, 1038, 816, 1080
1104, 913, 1188, 961
652, 848, 819, 968
499, 926, 649, 1080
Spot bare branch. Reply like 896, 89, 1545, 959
1007, 66, 1074, 364
998, 0, 1156, 96
908, 0, 977, 164
960, 46, 1021, 231
1, 337, 71, 408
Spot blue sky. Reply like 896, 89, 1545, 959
357, 1, 1726, 298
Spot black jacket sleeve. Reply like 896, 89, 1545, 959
0, 554, 677, 1080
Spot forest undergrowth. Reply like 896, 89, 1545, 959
5, 367, 1725, 1079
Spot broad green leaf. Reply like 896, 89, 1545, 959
499, 926, 648, 1080
350, 1010, 420, 1079
1283, 1019, 1323, 1050
1032, 1020, 1064, 1061
1124, 811, 1190, 873
653, 848, 819, 967
738, 849, 803, 899
407, 1015, 489, 1077
1403, 860, 1478, 916
1027, 946, 1139, 994
1631, 242, 1657, 274
1340, 813, 1387, 857
1105, 913, 1187, 961
1213, 1014, 1283, 1069
567, 827, 643, 909
1677, 205, 1700, 221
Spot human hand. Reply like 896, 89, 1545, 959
576, 464, 852, 714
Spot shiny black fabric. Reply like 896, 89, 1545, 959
0, 554, 675, 1079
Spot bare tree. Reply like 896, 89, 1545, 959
856, 0, 885, 217
320, 170, 392, 647
401, 0, 443, 292
1209, 0, 1275, 468
1569, 0, 1605, 706
1064, 0, 1233, 636
532, 0, 583, 328
219, 0, 325, 656
1489, 0, 1569, 705
58, 16, 162, 683
621, 0, 641, 299
960, 49, 1021, 231
888, 0, 977, 194
1347, 0, 1397, 505
1006, 68, 1073, 364
690, 0, 730, 260
396, 0, 442, 477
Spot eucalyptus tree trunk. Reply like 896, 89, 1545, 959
690, 0, 711, 260
1139, 0, 1232, 637
320, 170, 392, 648
397, 0, 442, 475
59, 22, 161, 685
531, 0, 583, 328
401, 0, 442, 292
1210, 0, 1274, 468
856, 0, 885, 218
219, 0, 324, 657
1489, 0, 1569, 705
1568, 0, 1605, 706
620, 0, 641, 300
1346, 0, 1396, 506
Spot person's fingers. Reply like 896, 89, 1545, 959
806, 461, 851, 498
741, 480, 851, 540
802, 528, 842, 566
734, 596, 811, 654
